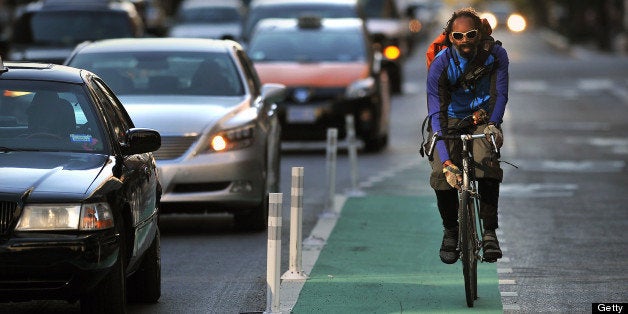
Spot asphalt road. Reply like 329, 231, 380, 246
2, 25, 627, 314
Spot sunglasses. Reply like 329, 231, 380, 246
451, 29, 478, 40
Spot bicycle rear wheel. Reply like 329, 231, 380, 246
459, 191, 478, 307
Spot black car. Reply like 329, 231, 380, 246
0, 59, 161, 313
359, 0, 412, 94
5, 0, 144, 64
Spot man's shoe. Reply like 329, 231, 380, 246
439, 227, 459, 264
482, 229, 502, 262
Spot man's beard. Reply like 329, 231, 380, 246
457, 43, 476, 59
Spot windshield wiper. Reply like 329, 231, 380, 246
0, 147, 42, 153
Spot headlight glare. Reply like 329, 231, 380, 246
207, 124, 255, 153
383, 45, 401, 61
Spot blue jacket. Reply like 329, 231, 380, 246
426, 43, 509, 163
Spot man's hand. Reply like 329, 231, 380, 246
484, 124, 503, 148
442, 160, 462, 190
473, 109, 488, 125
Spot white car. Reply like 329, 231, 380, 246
65, 38, 285, 231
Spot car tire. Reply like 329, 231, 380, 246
127, 228, 161, 303
80, 228, 127, 313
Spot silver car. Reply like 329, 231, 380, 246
65, 38, 285, 231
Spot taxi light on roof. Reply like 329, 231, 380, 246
298, 15, 322, 29
383, 45, 401, 61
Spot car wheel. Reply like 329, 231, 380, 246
127, 228, 161, 303
80, 226, 127, 313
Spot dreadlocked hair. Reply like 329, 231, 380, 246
443, 7, 483, 47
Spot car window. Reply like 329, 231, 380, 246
68, 51, 245, 96
0, 80, 105, 152
12, 11, 135, 45
91, 78, 133, 144
360, 0, 400, 19
178, 6, 242, 23
248, 29, 367, 62
236, 49, 261, 93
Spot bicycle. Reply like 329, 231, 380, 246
425, 127, 500, 307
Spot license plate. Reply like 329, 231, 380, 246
287, 106, 317, 123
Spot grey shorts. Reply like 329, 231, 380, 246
428, 120, 503, 190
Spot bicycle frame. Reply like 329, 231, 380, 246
426, 131, 499, 307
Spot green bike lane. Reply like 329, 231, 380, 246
281, 160, 503, 313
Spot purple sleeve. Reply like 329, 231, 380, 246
489, 45, 509, 124
426, 50, 450, 163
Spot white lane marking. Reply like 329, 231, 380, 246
578, 78, 614, 90
513, 160, 625, 173
501, 291, 518, 297
500, 183, 578, 198
511, 80, 548, 93
503, 304, 521, 311
499, 279, 517, 285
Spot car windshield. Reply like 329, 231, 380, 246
12, 11, 135, 45
67, 51, 245, 96
245, 4, 359, 39
248, 29, 367, 62
0, 81, 106, 153
360, 0, 399, 18
178, 7, 242, 23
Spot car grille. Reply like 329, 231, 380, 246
0, 201, 17, 234
153, 135, 198, 160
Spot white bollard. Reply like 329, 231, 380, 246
322, 128, 338, 217
265, 193, 282, 314
345, 115, 365, 197
281, 167, 308, 280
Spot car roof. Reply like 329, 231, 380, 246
250, 0, 358, 7
180, 0, 243, 9
20, 0, 138, 13
0, 61, 86, 84
254, 17, 365, 32
71, 38, 241, 54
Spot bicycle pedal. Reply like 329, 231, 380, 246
482, 257, 497, 263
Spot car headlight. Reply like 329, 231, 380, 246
207, 124, 255, 153
15, 202, 114, 231
346, 77, 375, 99
383, 45, 401, 61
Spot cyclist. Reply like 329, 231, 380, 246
425, 7, 509, 264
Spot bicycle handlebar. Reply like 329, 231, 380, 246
426, 132, 500, 161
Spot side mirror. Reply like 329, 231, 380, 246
261, 83, 286, 104
123, 128, 161, 155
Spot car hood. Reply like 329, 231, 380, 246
168, 23, 242, 39
118, 95, 249, 136
0, 152, 109, 199
253, 62, 369, 87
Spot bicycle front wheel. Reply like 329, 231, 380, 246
459, 190, 478, 307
